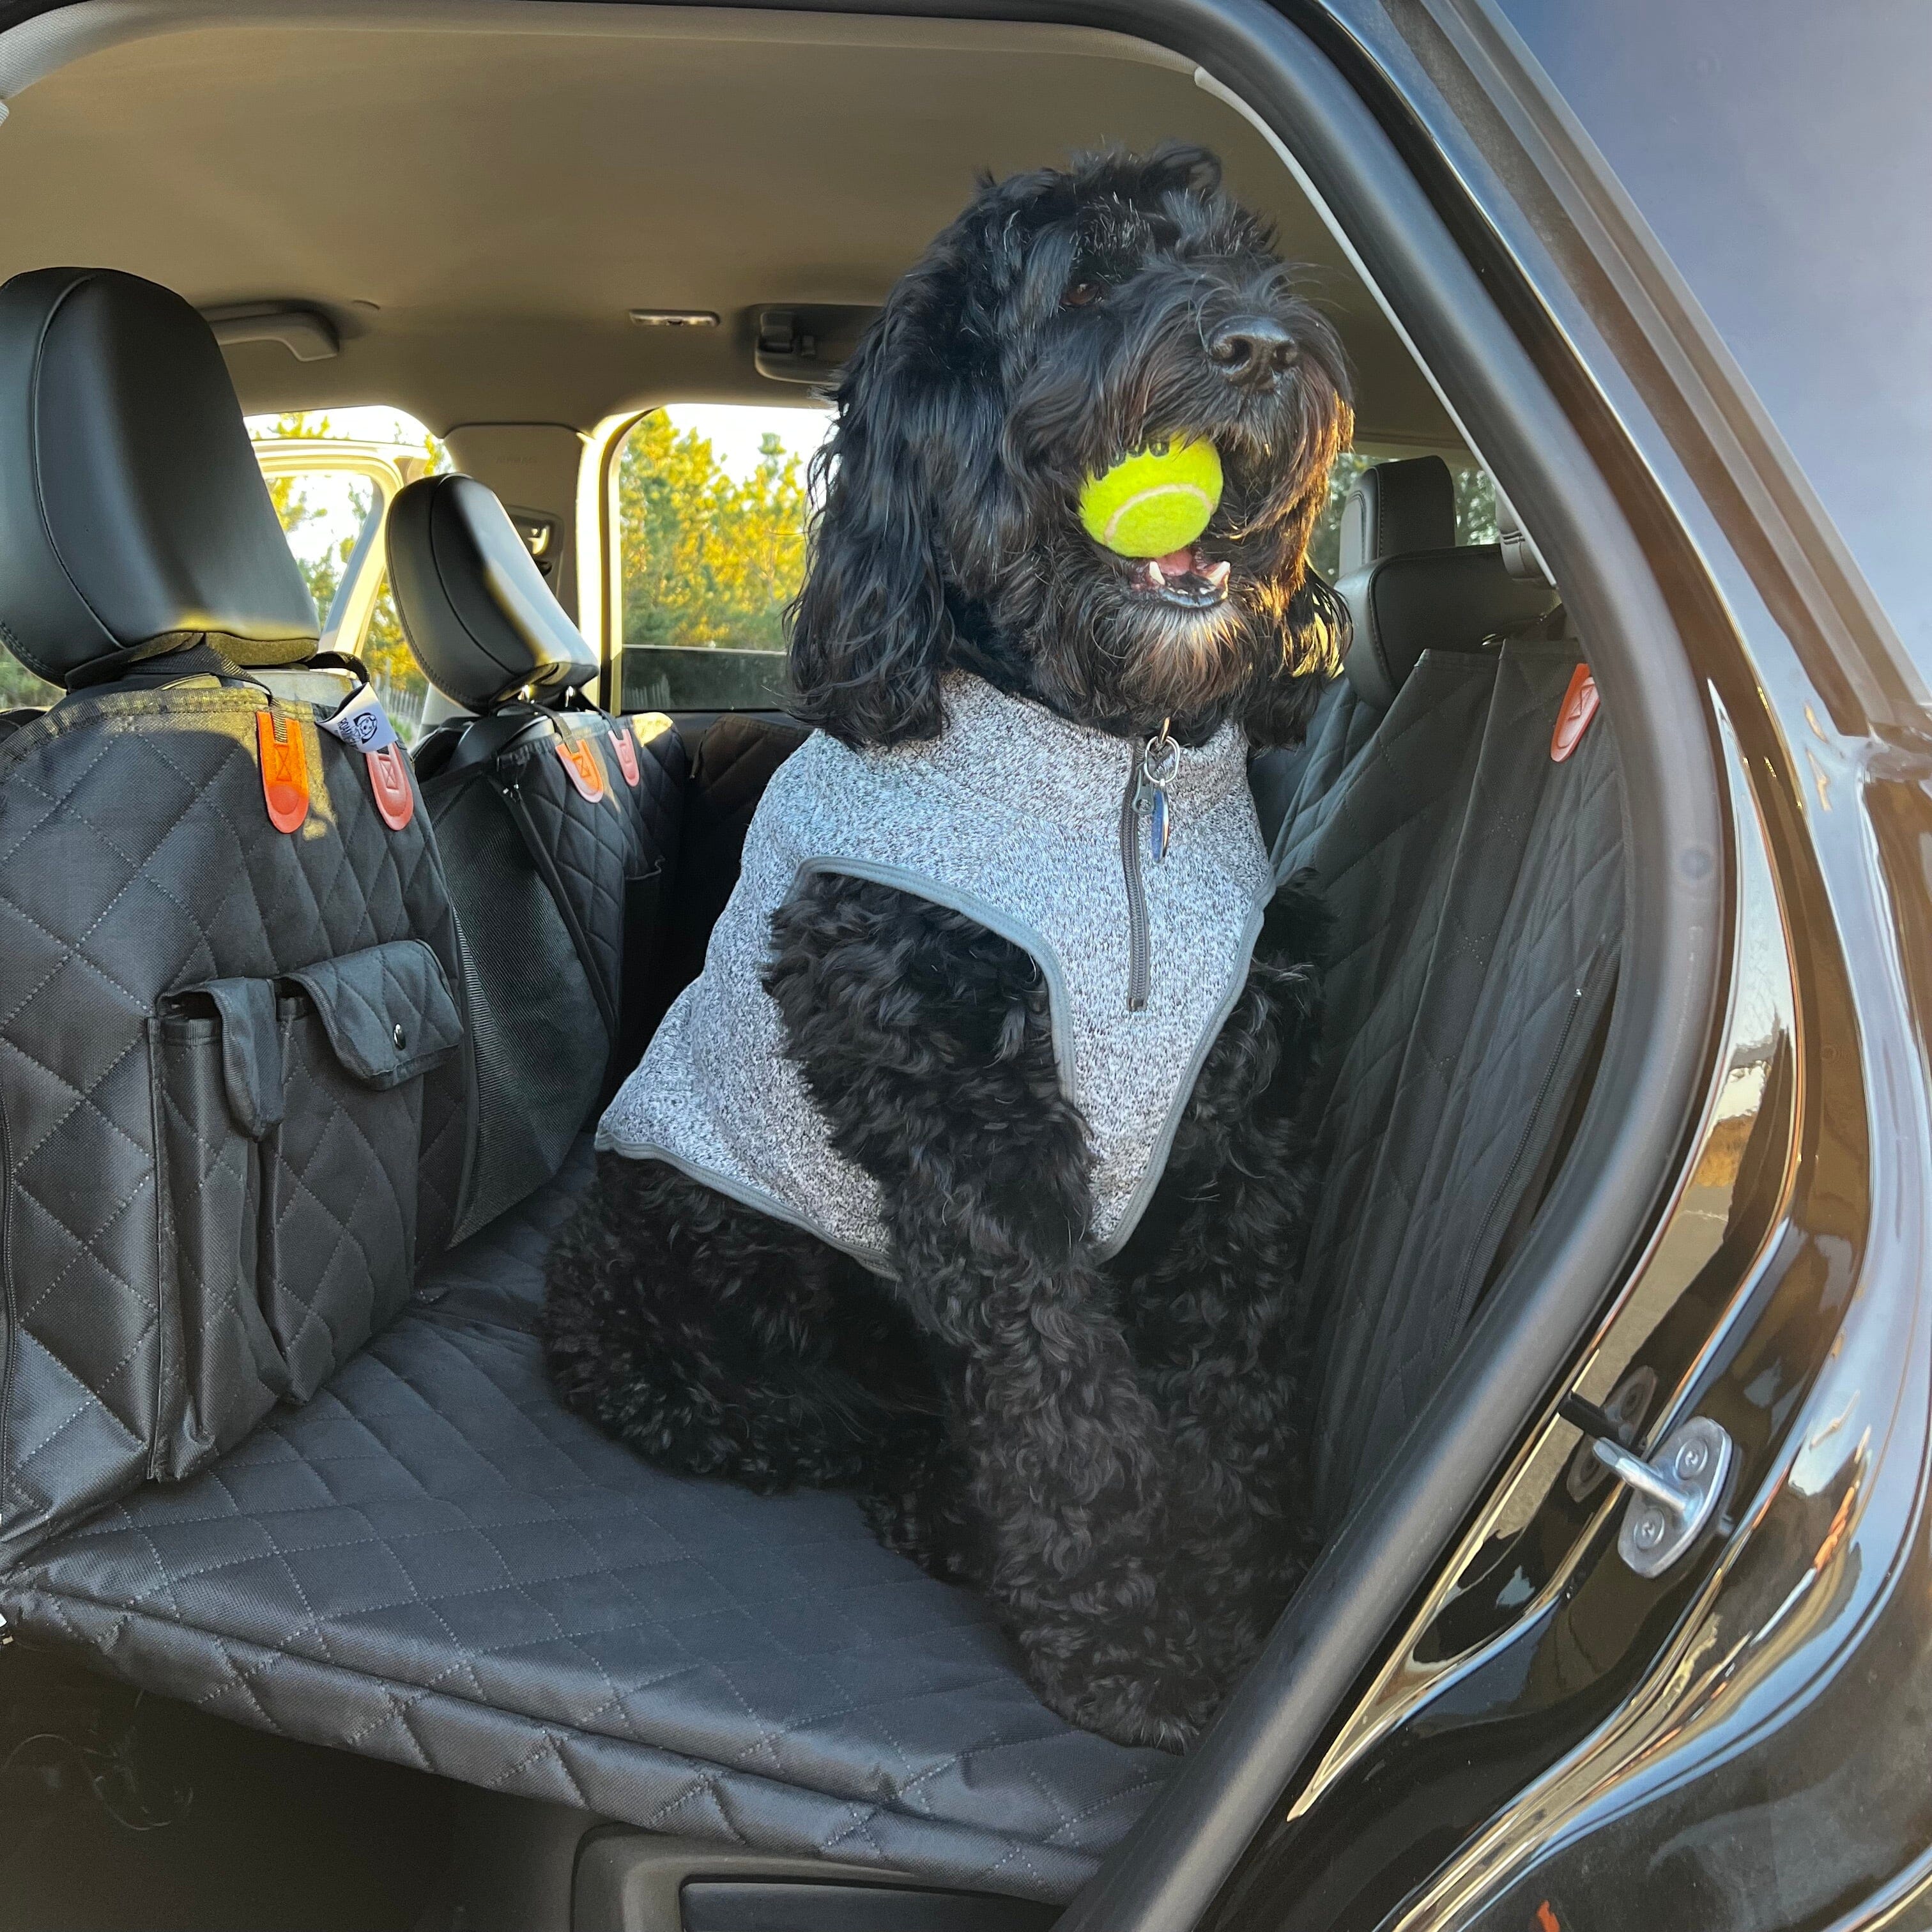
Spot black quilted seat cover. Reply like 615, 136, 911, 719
582, 707, 689, 1076
650, 716, 806, 1022
1283, 642, 1625, 1525
0, 1143, 1173, 1903
494, 716, 637, 1023
0, 685, 469, 1563
420, 707, 686, 1237
583, 707, 687, 891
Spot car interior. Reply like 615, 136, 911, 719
0, 7, 1641, 1929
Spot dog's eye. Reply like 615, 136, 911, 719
1062, 280, 1106, 310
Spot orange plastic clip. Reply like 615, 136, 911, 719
556, 735, 607, 802
608, 723, 642, 788
365, 743, 415, 831
1550, 664, 1600, 764
256, 710, 309, 832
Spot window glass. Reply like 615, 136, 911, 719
1305, 450, 1497, 579
606, 413, 1500, 711
0, 643, 59, 714
247, 408, 451, 742
615, 403, 829, 712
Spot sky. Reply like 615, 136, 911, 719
664, 402, 832, 479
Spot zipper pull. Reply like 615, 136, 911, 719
1137, 721, 1180, 864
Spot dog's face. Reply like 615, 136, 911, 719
791, 145, 1354, 747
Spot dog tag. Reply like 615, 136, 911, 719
1138, 783, 1170, 863
1137, 726, 1179, 863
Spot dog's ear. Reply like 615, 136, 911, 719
1243, 392, 1356, 747
1244, 569, 1349, 747
789, 262, 1015, 747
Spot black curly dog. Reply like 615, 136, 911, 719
545, 144, 1354, 1751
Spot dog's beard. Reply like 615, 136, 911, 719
972, 342, 1351, 741
985, 530, 1258, 737
976, 435, 1339, 741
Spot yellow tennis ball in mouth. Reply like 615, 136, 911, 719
1077, 438, 1225, 558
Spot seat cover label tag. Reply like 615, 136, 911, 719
556, 735, 607, 802
1551, 663, 1600, 763
608, 724, 642, 788
318, 686, 400, 755
256, 711, 309, 832
365, 744, 416, 831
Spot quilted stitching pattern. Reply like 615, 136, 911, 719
0, 687, 470, 1562
1249, 673, 1377, 864
0, 652, 1626, 1897
257, 998, 425, 1402
288, 940, 463, 1089
609, 714, 687, 891
1, 1146, 1172, 1902
1298, 645, 1625, 1523
501, 723, 632, 1021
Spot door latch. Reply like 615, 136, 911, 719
1560, 1394, 1734, 1578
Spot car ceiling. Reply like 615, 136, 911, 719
0, 3, 1462, 447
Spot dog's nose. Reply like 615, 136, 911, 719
1208, 318, 1300, 392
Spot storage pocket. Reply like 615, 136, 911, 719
151, 978, 291, 1480
258, 940, 464, 1400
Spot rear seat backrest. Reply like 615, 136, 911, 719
1264, 460, 1613, 1528
387, 473, 685, 1234
1252, 456, 1462, 857
0, 268, 473, 1560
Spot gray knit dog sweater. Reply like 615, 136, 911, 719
597, 673, 1273, 1273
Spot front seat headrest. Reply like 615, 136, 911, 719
1337, 454, 1455, 574
0, 267, 318, 689
387, 473, 597, 712
1334, 459, 1556, 713
1338, 548, 1560, 711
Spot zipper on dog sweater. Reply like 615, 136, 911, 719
1121, 722, 1179, 1011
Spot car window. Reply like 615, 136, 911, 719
0, 641, 59, 714
248, 409, 450, 742
614, 403, 829, 712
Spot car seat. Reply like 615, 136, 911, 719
0, 266, 473, 1562
388, 473, 686, 1233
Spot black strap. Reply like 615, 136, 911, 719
487, 768, 622, 1045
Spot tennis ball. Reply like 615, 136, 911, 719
1077, 439, 1224, 558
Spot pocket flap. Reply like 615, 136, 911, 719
181, 976, 284, 1139
285, 940, 464, 1090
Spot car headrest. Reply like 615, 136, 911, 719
386, 473, 597, 711
1337, 454, 1455, 574
0, 267, 318, 689
1337, 545, 1560, 712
